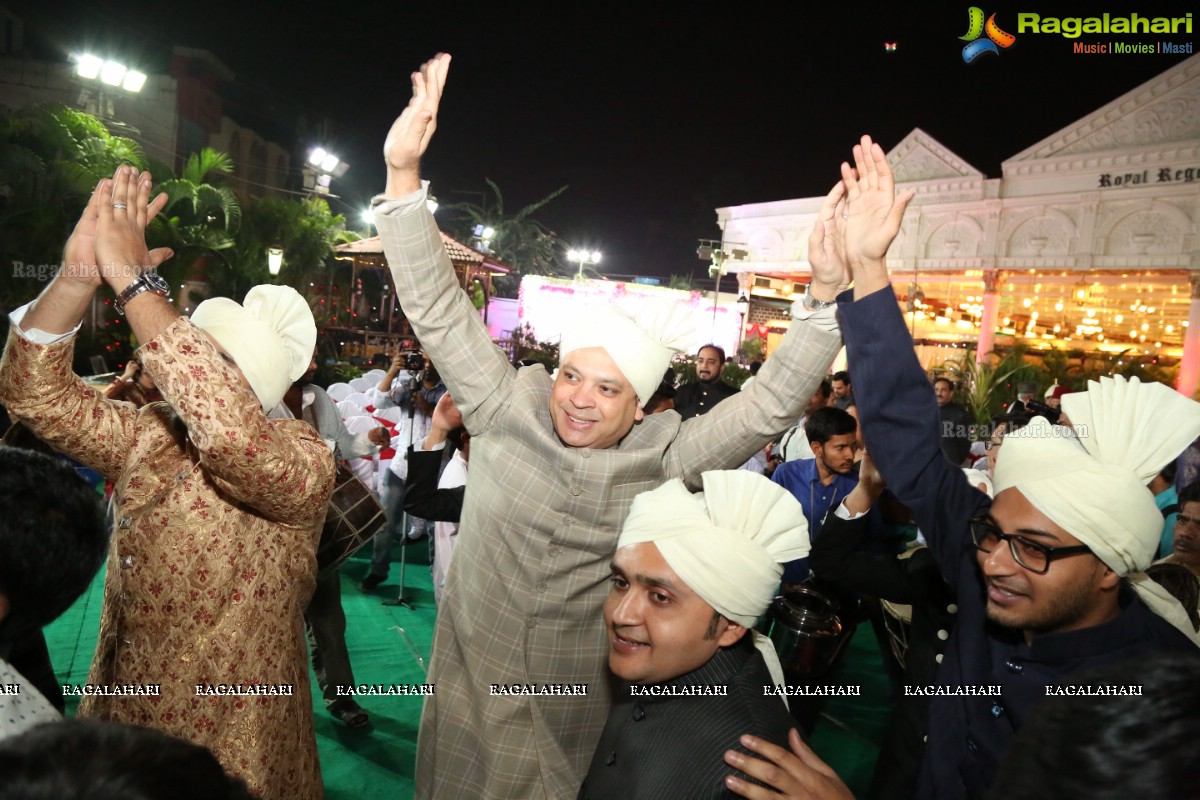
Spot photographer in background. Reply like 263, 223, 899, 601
104, 355, 163, 407
361, 351, 446, 591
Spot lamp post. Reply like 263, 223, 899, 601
267, 246, 284, 278
568, 249, 602, 280
736, 293, 749, 358
697, 240, 748, 330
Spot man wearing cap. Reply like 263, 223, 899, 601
833, 136, 1200, 800
0, 167, 335, 799
578, 471, 806, 799
373, 55, 855, 798
1044, 383, 1068, 409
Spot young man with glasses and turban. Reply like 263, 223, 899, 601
828, 137, 1200, 800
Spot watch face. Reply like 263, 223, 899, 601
142, 271, 170, 293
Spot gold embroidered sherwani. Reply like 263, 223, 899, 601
374, 187, 843, 799
0, 316, 335, 799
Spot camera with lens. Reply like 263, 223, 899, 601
404, 352, 425, 372
1023, 400, 1062, 425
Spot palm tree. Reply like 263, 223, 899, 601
443, 179, 568, 296
0, 104, 148, 344
146, 148, 243, 303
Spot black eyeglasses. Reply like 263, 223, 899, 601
969, 516, 1092, 574
983, 438, 1003, 451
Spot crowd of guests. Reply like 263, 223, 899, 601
0, 51, 1197, 800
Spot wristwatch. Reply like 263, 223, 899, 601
802, 282, 837, 312
114, 271, 170, 315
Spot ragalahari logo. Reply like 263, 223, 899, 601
960, 7, 1017, 62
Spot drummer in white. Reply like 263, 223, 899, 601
271, 352, 389, 728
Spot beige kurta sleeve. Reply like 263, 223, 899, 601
666, 318, 843, 487
0, 328, 136, 480
374, 186, 515, 435
137, 317, 335, 527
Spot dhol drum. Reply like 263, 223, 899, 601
319, 466, 387, 576
880, 598, 914, 670
763, 584, 852, 677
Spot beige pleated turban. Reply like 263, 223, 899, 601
559, 300, 696, 406
619, 471, 810, 625
190, 285, 317, 411
994, 376, 1200, 645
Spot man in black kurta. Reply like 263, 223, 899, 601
578, 472, 810, 799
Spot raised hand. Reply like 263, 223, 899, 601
383, 53, 452, 197
807, 181, 850, 300
838, 135, 914, 297
431, 391, 463, 434
724, 730, 854, 800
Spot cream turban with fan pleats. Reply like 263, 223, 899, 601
618, 471, 811, 688
994, 376, 1200, 646
190, 285, 316, 412
559, 299, 696, 406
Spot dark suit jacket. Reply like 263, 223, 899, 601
674, 379, 739, 420
838, 287, 1196, 800
403, 445, 464, 523
810, 512, 955, 800
578, 637, 794, 800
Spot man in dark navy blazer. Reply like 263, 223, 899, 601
831, 136, 1200, 800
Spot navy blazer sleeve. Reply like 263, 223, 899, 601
837, 288, 990, 588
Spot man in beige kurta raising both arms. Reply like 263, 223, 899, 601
373, 53, 851, 799
0, 167, 335, 799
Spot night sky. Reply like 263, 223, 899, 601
10, 1, 1194, 279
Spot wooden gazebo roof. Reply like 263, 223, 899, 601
334, 231, 512, 282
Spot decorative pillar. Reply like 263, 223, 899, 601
1178, 273, 1200, 398
976, 270, 1002, 364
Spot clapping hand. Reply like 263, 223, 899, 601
63, 167, 171, 291
93, 166, 173, 295
383, 53, 452, 197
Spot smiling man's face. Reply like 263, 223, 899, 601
978, 488, 1119, 641
549, 348, 643, 450
604, 542, 745, 685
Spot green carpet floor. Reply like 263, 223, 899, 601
44, 544, 890, 798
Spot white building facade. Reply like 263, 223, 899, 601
718, 54, 1200, 396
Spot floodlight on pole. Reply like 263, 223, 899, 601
76, 54, 103, 80
568, 248, 602, 279
304, 147, 349, 196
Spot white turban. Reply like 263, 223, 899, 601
618, 471, 810, 691
994, 376, 1200, 645
190, 285, 316, 411
559, 300, 695, 407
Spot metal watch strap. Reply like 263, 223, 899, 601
114, 272, 169, 315
803, 282, 837, 311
